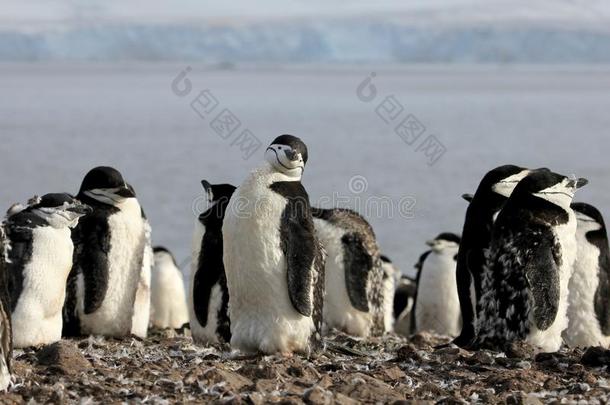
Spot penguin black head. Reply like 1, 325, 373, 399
153, 246, 177, 266
572, 202, 606, 233
264, 134, 308, 178
426, 232, 461, 252
511, 170, 588, 211
200, 180, 237, 204
476, 165, 531, 199
78, 166, 135, 205
31, 193, 92, 228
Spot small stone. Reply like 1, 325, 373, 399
504, 341, 535, 359
466, 352, 494, 366
36, 341, 92, 375
303, 386, 333, 405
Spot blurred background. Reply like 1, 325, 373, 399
1, 0, 610, 277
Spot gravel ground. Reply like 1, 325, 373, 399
4, 330, 610, 404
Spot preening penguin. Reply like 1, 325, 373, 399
126, 184, 153, 339
4, 193, 90, 348
312, 207, 385, 337
413, 233, 461, 336
393, 274, 417, 337
0, 226, 12, 390
564, 203, 610, 348
63, 166, 147, 338
189, 181, 235, 344
151, 247, 189, 330
453, 165, 532, 348
477, 171, 587, 352
223, 135, 326, 355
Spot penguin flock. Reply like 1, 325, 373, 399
0, 135, 608, 389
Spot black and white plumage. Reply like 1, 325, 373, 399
4, 193, 90, 348
412, 233, 461, 336
477, 171, 587, 352
393, 272, 417, 337
63, 166, 147, 338
312, 207, 386, 337
453, 165, 532, 348
189, 181, 235, 344
151, 247, 189, 330
223, 135, 326, 355
564, 203, 610, 348
0, 226, 12, 390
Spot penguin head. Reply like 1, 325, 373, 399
264, 135, 308, 179
572, 202, 606, 233
514, 170, 588, 211
31, 193, 92, 228
486, 165, 533, 198
78, 166, 136, 206
426, 232, 461, 253
201, 180, 236, 205
153, 246, 178, 267
380, 254, 399, 282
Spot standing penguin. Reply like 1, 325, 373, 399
453, 165, 532, 348
393, 274, 417, 336
189, 180, 235, 344
412, 233, 461, 336
563, 203, 610, 348
4, 193, 90, 348
0, 226, 12, 390
151, 247, 189, 330
477, 171, 587, 352
223, 135, 326, 355
312, 207, 385, 337
63, 166, 147, 338
126, 184, 153, 339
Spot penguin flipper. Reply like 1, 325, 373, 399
594, 236, 610, 335
271, 182, 316, 318
342, 233, 374, 313
78, 219, 112, 315
524, 234, 561, 331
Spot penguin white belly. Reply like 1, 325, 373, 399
12, 227, 73, 348
415, 253, 461, 337
224, 183, 314, 354
79, 209, 145, 337
564, 235, 609, 347
381, 273, 396, 333
527, 217, 577, 352
314, 218, 373, 337
152, 261, 189, 330
131, 219, 152, 338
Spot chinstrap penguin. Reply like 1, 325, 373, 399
393, 273, 417, 337
477, 170, 587, 352
4, 193, 90, 348
0, 226, 12, 390
563, 202, 610, 348
223, 134, 326, 355
189, 180, 235, 344
453, 165, 532, 348
413, 233, 462, 337
63, 166, 147, 338
151, 246, 189, 330
312, 207, 385, 337
380, 255, 399, 333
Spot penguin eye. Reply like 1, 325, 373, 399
278, 146, 282, 150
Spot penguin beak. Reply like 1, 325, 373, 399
426, 240, 436, 247
462, 193, 474, 203
284, 148, 299, 162
115, 186, 136, 198
566, 178, 589, 189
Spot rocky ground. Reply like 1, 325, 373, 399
3, 330, 610, 404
